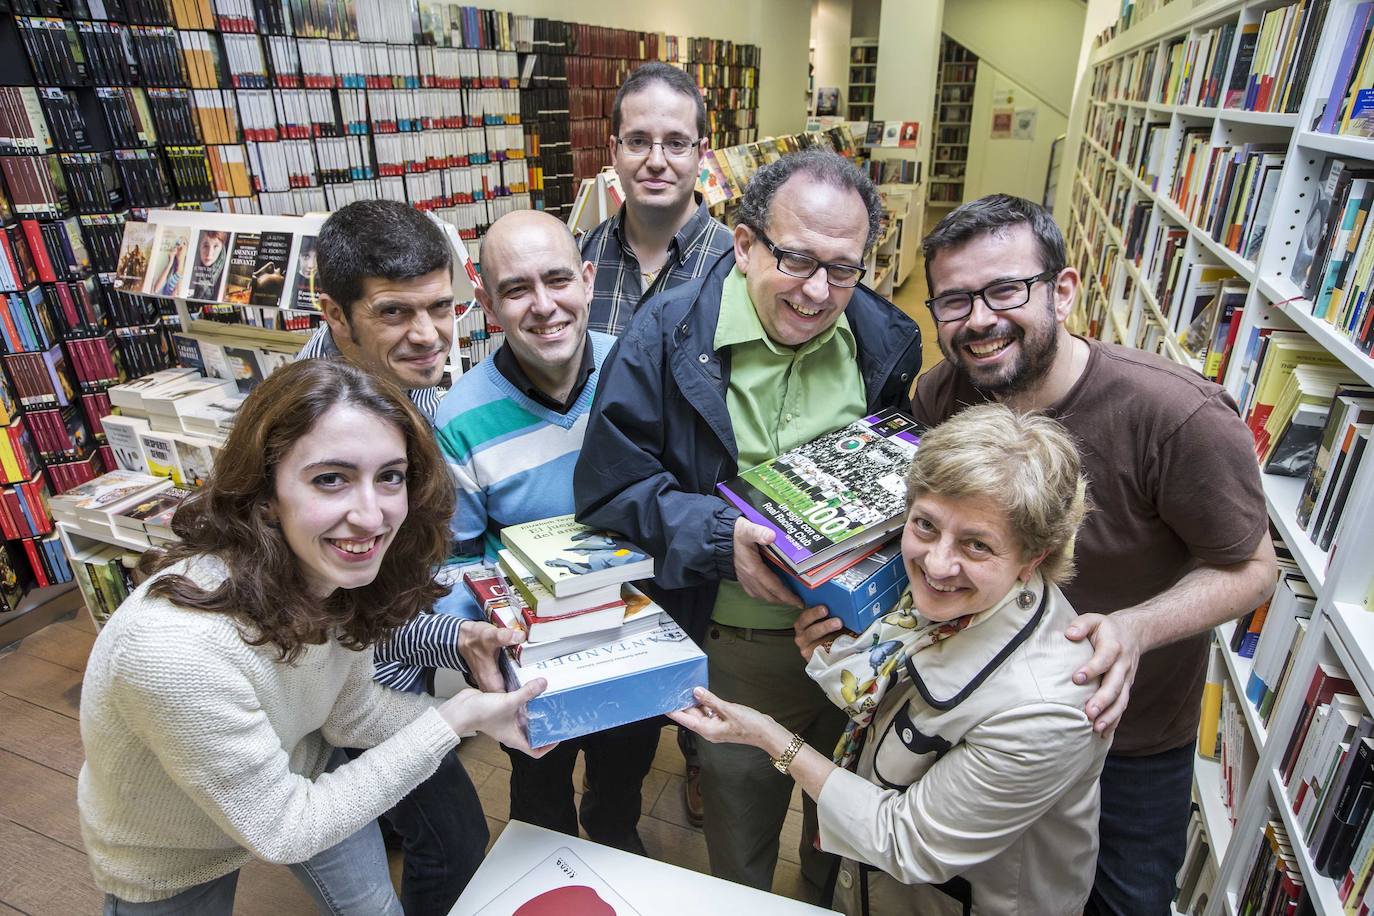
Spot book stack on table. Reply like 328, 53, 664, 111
464, 514, 706, 746
716, 407, 923, 634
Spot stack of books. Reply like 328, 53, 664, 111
104, 368, 241, 489
462, 514, 706, 746
716, 407, 922, 633
49, 469, 177, 549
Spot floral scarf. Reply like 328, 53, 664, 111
805, 573, 1042, 769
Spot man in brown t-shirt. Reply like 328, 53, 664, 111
903, 196, 1273, 915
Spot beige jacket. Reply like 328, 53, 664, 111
816, 582, 1110, 916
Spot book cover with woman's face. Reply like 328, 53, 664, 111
187, 230, 230, 302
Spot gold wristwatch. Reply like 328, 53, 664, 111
771, 733, 805, 775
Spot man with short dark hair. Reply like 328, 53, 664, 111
579, 60, 736, 826
575, 149, 921, 895
909, 194, 1276, 915
296, 199, 503, 916
580, 61, 734, 338
302, 199, 456, 420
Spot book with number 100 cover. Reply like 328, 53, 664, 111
716, 408, 923, 575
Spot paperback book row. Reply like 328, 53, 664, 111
1174, 808, 1218, 915
1236, 330, 1374, 554
455, 513, 705, 746
1089, 0, 1328, 115
1286, 158, 1374, 357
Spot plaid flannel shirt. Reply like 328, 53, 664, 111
580, 197, 733, 336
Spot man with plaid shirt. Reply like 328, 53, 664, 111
580, 62, 733, 338
577, 61, 732, 823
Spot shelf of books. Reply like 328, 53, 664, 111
1066, 1, 1374, 913
846, 39, 877, 122
928, 36, 976, 208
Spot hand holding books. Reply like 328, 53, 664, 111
731, 517, 803, 608
438, 680, 556, 759
792, 604, 843, 662
456, 617, 525, 693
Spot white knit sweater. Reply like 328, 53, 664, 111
77, 556, 462, 903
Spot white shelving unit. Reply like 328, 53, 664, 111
1065, 1, 1374, 914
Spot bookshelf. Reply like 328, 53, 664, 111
929, 35, 976, 208
1066, 1, 1374, 913
846, 39, 877, 122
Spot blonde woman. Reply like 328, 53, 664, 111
672, 404, 1107, 915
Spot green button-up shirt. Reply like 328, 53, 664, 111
712, 267, 868, 629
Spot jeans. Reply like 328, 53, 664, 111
504, 717, 661, 851
344, 745, 489, 916
102, 818, 402, 915
1086, 742, 1196, 916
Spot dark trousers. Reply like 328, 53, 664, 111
343, 746, 488, 916
503, 717, 661, 849
1086, 742, 1196, 916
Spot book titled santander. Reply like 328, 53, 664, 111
499, 515, 654, 598
717, 408, 924, 574
504, 618, 707, 745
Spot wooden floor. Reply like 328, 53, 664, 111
0, 610, 817, 914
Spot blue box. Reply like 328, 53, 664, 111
785, 538, 908, 633
502, 619, 708, 745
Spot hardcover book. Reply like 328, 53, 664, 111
780, 535, 907, 633
499, 515, 654, 598
221, 232, 261, 305
472, 846, 639, 915
504, 618, 707, 745
142, 224, 191, 298
717, 408, 923, 574
186, 229, 230, 302
248, 230, 292, 306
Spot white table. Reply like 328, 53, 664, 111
450, 821, 839, 915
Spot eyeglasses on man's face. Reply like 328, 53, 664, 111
753, 228, 867, 289
614, 135, 701, 158
925, 269, 1061, 323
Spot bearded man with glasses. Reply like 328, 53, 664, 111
574, 149, 920, 898
911, 194, 1275, 916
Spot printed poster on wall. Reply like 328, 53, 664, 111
990, 108, 1013, 139
1013, 108, 1037, 140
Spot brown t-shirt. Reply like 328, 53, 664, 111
912, 336, 1267, 756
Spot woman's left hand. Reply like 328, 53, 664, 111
668, 686, 791, 754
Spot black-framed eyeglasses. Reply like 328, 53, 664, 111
614, 135, 701, 157
753, 228, 867, 289
925, 270, 1060, 323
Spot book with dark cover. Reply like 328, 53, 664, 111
290, 234, 321, 310
221, 232, 260, 305
717, 408, 923, 574
248, 230, 291, 306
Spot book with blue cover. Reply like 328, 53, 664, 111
778, 535, 907, 633
503, 618, 707, 745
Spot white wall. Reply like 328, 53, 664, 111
811, 0, 854, 115
940, 0, 1086, 117
850, 0, 881, 38
494, 0, 812, 138
873, 0, 943, 180
962, 60, 1068, 204
1053, 0, 1122, 221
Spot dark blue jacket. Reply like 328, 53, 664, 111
574, 249, 922, 644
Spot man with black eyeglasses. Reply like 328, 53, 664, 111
574, 150, 921, 897
579, 60, 734, 828
907, 194, 1274, 916
580, 62, 734, 337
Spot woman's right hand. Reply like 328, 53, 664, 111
793, 605, 842, 662
438, 680, 555, 758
